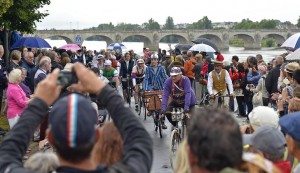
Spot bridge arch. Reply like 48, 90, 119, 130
85, 35, 114, 45
123, 35, 152, 46
194, 34, 225, 50
232, 34, 256, 49
47, 35, 73, 44
261, 34, 285, 46
159, 34, 189, 44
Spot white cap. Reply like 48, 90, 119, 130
137, 59, 145, 64
249, 106, 279, 130
151, 54, 159, 59
97, 54, 104, 59
104, 60, 112, 66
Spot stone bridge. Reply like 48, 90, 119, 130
31, 29, 300, 51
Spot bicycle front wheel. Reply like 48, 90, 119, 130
169, 129, 181, 170
126, 88, 131, 106
182, 123, 186, 140
138, 95, 142, 116
158, 119, 162, 138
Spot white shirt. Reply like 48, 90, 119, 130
125, 60, 129, 69
132, 65, 147, 86
294, 164, 300, 173
207, 70, 233, 95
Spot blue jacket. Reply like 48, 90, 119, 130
21, 60, 36, 90
247, 71, 261, 86
143, 64, 168, 91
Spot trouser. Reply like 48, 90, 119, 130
194, 82, 203, 104
236, 96, 246, 117
229, 98, 234, 112
188, 78, 194, 87
0, 88, 3, 113
244, 93, 253, 118
39, 114, 48, 141
165, 102, 195, 127
271, 100, 278, 111
211, 89, 230, 110
263, 97, 269, 107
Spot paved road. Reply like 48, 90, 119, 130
131, 105, 248, 173
118, 87, 248, 173
135, 109, 174, 173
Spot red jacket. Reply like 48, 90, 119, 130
274, 160, 291, 173
229, 69, 245, 81
200, 62, 209, 76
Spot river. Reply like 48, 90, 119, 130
45, 39, 287, 63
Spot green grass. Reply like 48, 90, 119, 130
0, 114, 9, 131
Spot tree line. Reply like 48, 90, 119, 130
86, 16, 300, 31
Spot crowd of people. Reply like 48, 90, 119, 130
0, 43, 300, 173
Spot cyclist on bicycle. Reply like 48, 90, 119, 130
101, 60, 119, 89
207, 57, 234, 109
161, 67, 196, 128
132, 59, 147, 111
144, 54, 168, 127
119, 52, 134, 101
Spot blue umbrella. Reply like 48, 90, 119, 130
10, 37, 51, 50
107, 43, 127, 50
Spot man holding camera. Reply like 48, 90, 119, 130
0, 63, 153, 173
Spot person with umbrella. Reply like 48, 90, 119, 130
207, 56, 234, 110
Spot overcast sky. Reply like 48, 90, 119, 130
36, 0, 300, 30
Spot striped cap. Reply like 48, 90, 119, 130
49, 93, 98, 148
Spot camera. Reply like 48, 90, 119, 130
57, 71, 78, 88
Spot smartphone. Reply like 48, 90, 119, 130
57, 71, 78, 88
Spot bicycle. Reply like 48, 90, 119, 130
167, 108, 190, 169
122, 75, 133, 106
143, 90, 164, 138
199, 92, 232, 109
136, 82, 144, 116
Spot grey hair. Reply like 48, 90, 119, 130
39, 56, 51, 67
24, 152, 59, 173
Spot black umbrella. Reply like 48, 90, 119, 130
191, 38, 219, 52
174, 44, 192, 51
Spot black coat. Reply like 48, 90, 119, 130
265, 64, 281, 95
119, 60, 134, 78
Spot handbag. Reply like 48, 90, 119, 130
252, 77, 265, 107
233, 80, 241, 88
